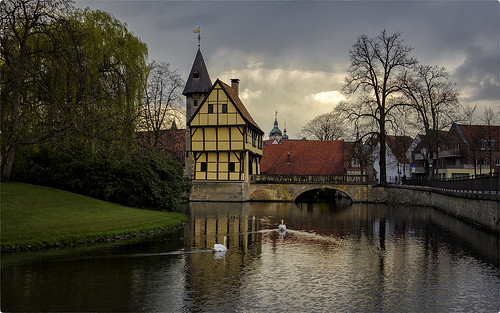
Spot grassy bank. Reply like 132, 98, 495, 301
1, 182, 188, 251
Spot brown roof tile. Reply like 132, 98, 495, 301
187, 79, 263, 134
455, 124, 500, 150
385, 135, 413, 163
261, 140, 345, 175
218, 80, 263, 133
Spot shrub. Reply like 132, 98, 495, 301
12, 146, 188, 211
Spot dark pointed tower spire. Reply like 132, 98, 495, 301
183, 47, 212, 122
184, 35, 212, 178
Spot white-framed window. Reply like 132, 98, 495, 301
480, 139, 495, 150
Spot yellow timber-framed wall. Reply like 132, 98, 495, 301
188, 79, 263, 183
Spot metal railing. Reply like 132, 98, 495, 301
250, 174, 369, 184
405, 173, 499, 194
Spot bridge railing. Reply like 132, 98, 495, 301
250, 174, 368, 184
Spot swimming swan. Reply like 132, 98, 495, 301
212, 236, 227, 252
279, 220, 287, 231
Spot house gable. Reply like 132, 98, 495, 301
188, 79, 263, 134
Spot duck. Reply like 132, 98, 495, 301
279, 220, 286, 231
212, 236, 227, 252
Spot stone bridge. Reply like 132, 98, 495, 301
249, 174, 372, 202
189, 174, 499, 232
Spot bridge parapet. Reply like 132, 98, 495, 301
251, 174, 369, 184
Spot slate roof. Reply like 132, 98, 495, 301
260, 140, 345, 175
182, 48, 212, 96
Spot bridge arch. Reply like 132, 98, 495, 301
292, 185, 356, 203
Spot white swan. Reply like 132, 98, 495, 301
279, 220, 287, 231
212, 236, 227, 252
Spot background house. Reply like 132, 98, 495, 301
410, 131, 448, 180
368, 135, 413, 184
438, 123, 499, 178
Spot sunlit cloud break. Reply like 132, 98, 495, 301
312, 91, 345, 105
240, 88, 262, 100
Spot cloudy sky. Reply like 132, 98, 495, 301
76, 0, 499, 139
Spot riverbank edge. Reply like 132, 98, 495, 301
1, 224, 187, 253
1, 182, 189, 253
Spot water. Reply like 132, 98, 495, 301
2, 202, 499, 312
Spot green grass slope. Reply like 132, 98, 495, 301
1, 182, 188, 251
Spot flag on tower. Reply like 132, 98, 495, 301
193, 29, 200, 33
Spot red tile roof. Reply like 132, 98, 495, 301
454, 124, 500, 150
385, 135, 413, 163
260, 140, 346, 175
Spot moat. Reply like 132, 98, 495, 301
2, 201, 499, 312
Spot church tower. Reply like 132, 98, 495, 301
183, 47, 212, 177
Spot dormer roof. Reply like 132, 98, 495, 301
183, 48, 212, 95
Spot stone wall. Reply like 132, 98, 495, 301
190, 181, 250, 202
383, 185, 499, 233
189, 181, 499, 233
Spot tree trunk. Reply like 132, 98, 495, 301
379, 129, 387, 185
3, 76, 22, 181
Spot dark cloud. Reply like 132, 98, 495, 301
76, 0, 499, 132
455, 44, 500, 102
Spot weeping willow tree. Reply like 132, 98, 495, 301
41, 8, 148, 153
1, 0, 148, 180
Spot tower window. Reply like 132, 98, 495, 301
194, 99, 198, 106
193, 71, 200, 79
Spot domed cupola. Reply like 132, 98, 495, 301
282, 123, 289, 140
269, 111, 282, 141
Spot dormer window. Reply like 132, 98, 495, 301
193, 71, 200, 79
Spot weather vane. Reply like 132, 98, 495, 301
193, 27, 201, 48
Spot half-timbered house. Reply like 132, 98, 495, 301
187, 79, 264, 182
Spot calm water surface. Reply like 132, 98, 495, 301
2, 202, 499, 312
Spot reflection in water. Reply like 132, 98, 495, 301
2, 202, 499, 312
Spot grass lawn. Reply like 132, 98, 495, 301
1, 182, 188, 251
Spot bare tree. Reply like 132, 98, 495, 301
340, 29, 417, 184
300, 111, 345, 141
399, 65, 459, 180
480, 107, 499, 175
460, 103, 478, 125
140, 61, 184, 147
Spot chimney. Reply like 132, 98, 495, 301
231, 78, 240, 95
